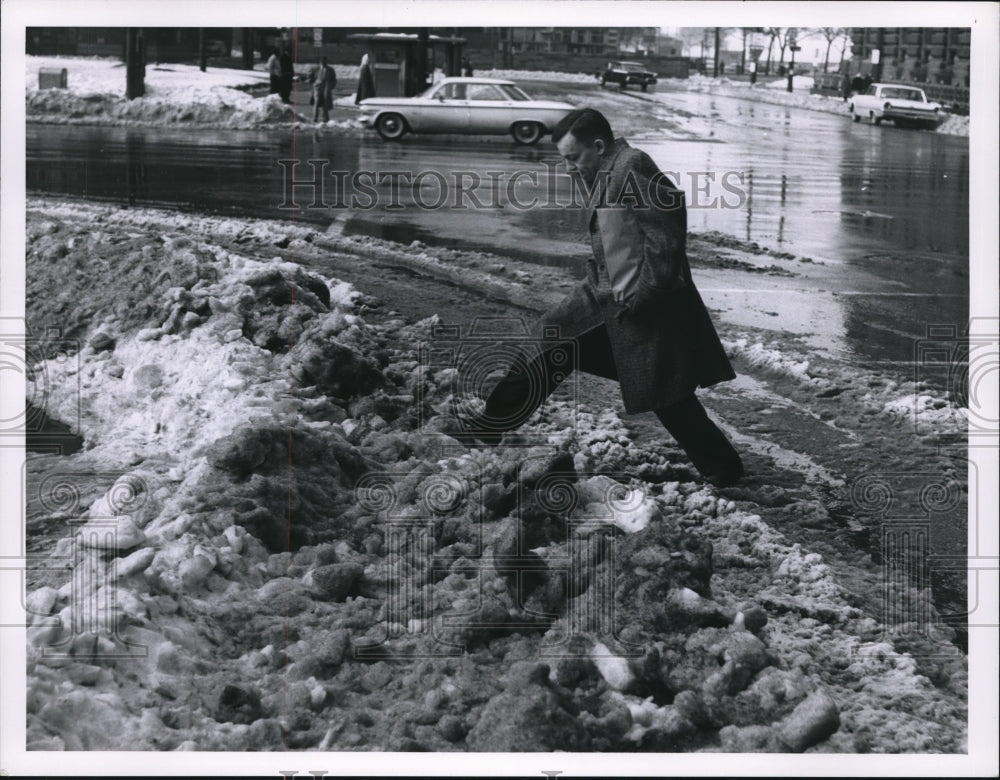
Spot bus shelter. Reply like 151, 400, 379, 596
347, 32, 467, 97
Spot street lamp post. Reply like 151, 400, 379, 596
787, 43, 801, 92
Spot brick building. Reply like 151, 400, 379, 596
849, 28, 971, 87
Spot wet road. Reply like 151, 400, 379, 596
26, 90, 969, 375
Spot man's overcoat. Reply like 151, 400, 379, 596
539, 138, 735, 413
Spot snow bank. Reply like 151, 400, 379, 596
682, 73, 968, 137
25, 55, 307, 128
23, 198, 967, 754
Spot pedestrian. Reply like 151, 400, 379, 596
312, 55, 337, 123
279, 47, 294, 104
355, 53, 375, 104
851, 74, 865, 94
457, 108, 744, 487
841, 70, 853, 101
462, 57, 473, 77
266, 48, 281, 95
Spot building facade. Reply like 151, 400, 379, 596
849, 28, 971, 87
501, 28, 660, 56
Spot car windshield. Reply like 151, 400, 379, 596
500, 85, 531, 101
882, 87, 926, 101
620, 62, 644, 72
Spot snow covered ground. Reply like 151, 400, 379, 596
14, 49, 981, 762
681, 73, 969, 137
21, 197, 970, 756
24, 56, 970, 136
25, 55, 307, 128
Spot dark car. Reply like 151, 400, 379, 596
598, 60, 658, 92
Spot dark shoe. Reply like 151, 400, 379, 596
703, 464, 744, 488
450, 417, 504, 447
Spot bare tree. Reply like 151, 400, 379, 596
802, 27, 848, 72
677, 27, 709, 58
773, 27, 793, 71
762, 27, 783, 74
618, 28, 639, 54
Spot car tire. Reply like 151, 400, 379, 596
641, 83, 648, 92
850, 105, 860, 122
511, 121, 543, 145
376, 113, 407, 141
600, 76, 607, 87
873, 116, 882, 126
620, 81, 627, 91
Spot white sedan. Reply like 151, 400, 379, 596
849, 83, 944, 129
358, 77, 574, 144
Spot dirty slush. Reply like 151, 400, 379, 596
20, 61, 969, 755
23, 197, 967, 753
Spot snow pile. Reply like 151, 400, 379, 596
881, 391, 967, 430
723, 336, 822, 386
24, 199, 967, 753
684, 75, 968, 137
764, 75, 816, 91
936, 114, 970, 136
25, 55, 306, 128
25, 56, 269, 96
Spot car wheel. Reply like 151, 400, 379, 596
641, 83, 648, 92
619, 81, 627, 91
511, 121, 543, 145
376, 113, 407, 141
600, 76, 606, 87
850, 105, 861, 122
873, 116, 882, 126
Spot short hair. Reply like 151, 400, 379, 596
551, 108, 614, 146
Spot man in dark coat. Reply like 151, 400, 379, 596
460, 108, 744, 487
278, 47, 294, 104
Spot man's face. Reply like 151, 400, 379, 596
557, 132, 606, 186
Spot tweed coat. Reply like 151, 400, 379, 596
538, 138, 736, 413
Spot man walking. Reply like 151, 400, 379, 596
312, 56, 337, 123
459, 108, 744, 487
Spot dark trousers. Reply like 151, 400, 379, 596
478, 325, 742, 479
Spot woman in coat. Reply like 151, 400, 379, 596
355, 53, 375, 104
460, 108, 744, 486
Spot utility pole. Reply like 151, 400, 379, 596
125, 28, 145, 99
873, 27, 885, 81
198, 28, 207, 72
713, 27, 720, 77
242, 28, 255, 70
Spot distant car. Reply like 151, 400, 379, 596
358, 77, 574, 144
597, 61, 658, 92
206, 39, 228, 57
849, 83, 944, 129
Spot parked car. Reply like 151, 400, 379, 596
597, 61, 658, 92
358, 77, 574, 144
205, 39, 228, 57
849, 83, 944, 129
